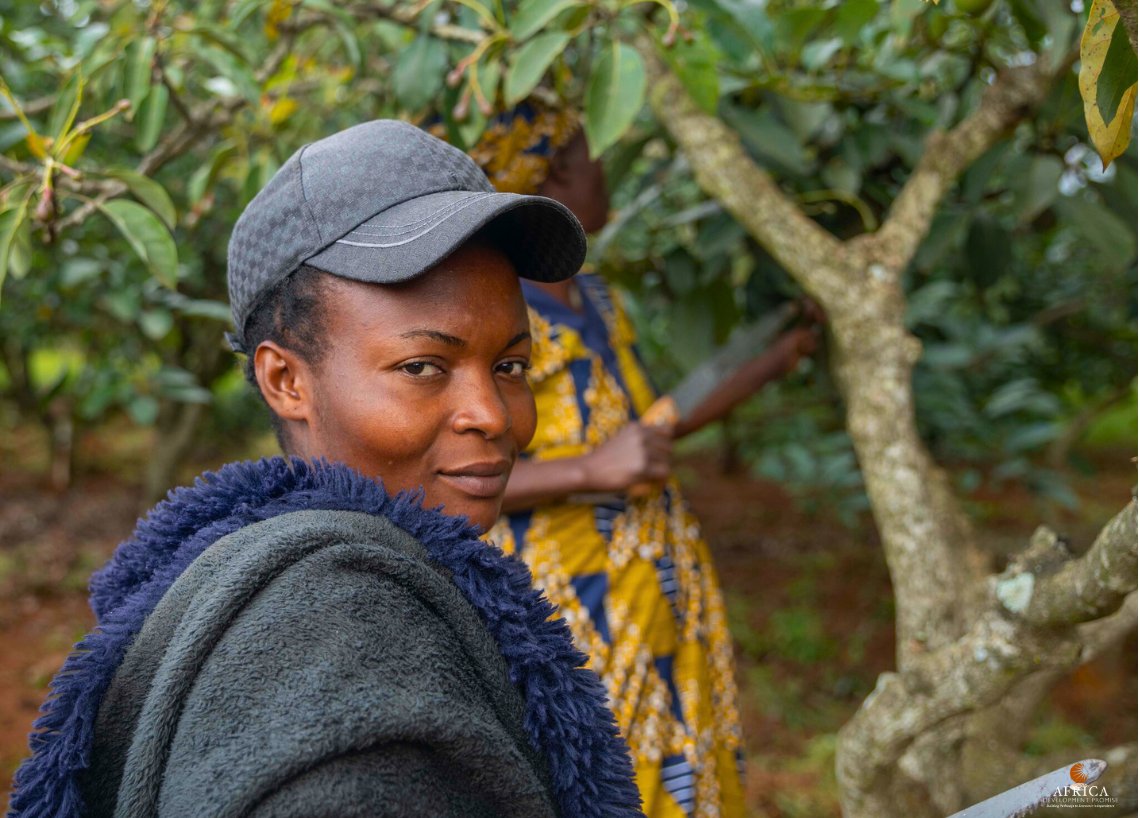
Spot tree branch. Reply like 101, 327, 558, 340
994, 500, 1139, 626
868, 55, 1069, 273
641, 45, 851, 309
837, 500, 1138, 817
344, 3, 484, 43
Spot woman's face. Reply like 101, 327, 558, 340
290, 241, 536, 531
541, 130, 610, 234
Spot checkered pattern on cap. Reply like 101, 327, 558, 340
226, 120, 565, 352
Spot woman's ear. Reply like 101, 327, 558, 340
254, 341, 314, 426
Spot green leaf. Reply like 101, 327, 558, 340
298, 2, 364, 69
59, 258, 103, 288
773, 7, 827, 55
139, 308, 174, 340
201, 45, 261, 103
188, 143, 237, 204
8, 212, 31, 279
127, 394, 159, 426
229, 0, 265, 28
963, 216, 1011, 290
98, 199, 179, 288
1010, 155, 1063, 224
103, 169, 177, 229
690, 0, 774, 57
0, 200, 31, 297
126, 37, 157, 121
835, 0, 879, 44
135, 81, 168, 153
1008, 0, 1047, 44
802, 37, 843, 71
393, 36, 448, 112
505, 32, 571, 104
455, 60, 503, 148
657, 27, 720, 115
1054, 196, 1135, 265
49, 73, 84, 143
510, 0, 585, 41
177, 298, 232, 321
189, 24, 253, 64
332, 20, 363, 70
1096, 20, 1138, 124
721, 105, 812, 176
584, 41, 646, 159
1080, 0, 1137, 167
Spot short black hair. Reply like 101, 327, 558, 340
241, 264, 332, 450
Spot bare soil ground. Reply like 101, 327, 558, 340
0, 449, 1134, 816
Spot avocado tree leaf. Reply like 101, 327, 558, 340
584, 40, 646, 159
505, 32, 571, 105
1010, 155, 1063, 224
98, 199, 179, 288
135, 81, 168, 153
126, 36, 157, 121
1079, 0, 1138, 168
103, 168, 177, 229
0, 199, 32, 299
510, 0, 585, 41
656, 26, 721, 115
462, 59, 504, 147
393, 35, 448, 112
1096, 18, 1138, 122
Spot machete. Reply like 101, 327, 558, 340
570, 302, 800, 504
947, 758, 1108, 818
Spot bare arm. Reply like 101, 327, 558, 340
501, 423, 673, 513
673, 325, 819, 438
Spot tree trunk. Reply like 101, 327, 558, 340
143, 401, 207, 506
142, 315, 231, 505
642, 41, 1137, 818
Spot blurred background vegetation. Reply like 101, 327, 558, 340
0, 0, 1135, 814
0, 0, 1134, 505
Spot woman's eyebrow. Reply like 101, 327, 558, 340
504, 331, 530, 349
399, 329, 465, 346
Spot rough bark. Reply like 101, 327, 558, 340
1012, 502, 1139, 625
641, 37, 1127, 818
836, 506, 1136, 815
645, 52, 975, 666
961, 592, 1137, 803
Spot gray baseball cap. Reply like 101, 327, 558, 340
225, 119, 586, 353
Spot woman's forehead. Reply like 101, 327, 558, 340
320, 247, 528, 339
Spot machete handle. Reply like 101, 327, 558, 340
627, 395, 679, 499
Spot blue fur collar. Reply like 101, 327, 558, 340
10, 458, 641, 818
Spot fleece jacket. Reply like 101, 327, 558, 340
9, 458, 643, 818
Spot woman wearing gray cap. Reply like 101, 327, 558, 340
9, 121, 643, 818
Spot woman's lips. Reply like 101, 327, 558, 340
437, 462, 510, 499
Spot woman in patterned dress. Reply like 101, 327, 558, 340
468, 104, 819, 818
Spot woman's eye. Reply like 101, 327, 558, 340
400, 361, 442, 376
497, 360, 530, 378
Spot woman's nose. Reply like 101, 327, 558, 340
452, 375, 512, 439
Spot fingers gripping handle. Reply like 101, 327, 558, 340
627, 396, 679, 499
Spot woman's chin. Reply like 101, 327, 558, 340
437, 497, 500, 533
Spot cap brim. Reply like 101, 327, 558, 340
303, 189, 585, 286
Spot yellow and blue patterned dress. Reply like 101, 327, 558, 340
486, 275, 745, 818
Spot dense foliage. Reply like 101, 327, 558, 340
0, 0, 1134, 505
